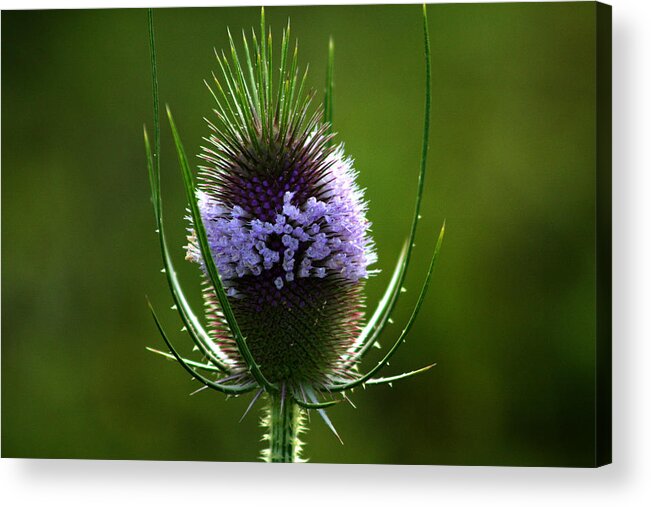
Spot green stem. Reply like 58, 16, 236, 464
266, 391, 303, 463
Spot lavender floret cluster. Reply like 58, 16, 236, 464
186, 146, 377, 297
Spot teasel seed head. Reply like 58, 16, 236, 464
185, 22, 377, 387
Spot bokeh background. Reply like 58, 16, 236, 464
2, 3, 600, 466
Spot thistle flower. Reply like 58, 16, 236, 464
145, 5, 444, 463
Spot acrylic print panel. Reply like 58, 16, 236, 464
1, 2, 611, 466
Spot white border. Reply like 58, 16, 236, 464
2, 0, 650, 505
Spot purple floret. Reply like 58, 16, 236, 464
186, 144, 376, 295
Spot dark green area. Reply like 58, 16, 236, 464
2, 2, 599, 466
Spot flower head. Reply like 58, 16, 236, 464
184, 24, 376, 386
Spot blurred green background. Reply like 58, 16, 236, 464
2, 2, 598, 466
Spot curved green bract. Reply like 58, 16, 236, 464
293, 394, 342, 410
144, 129, 231, 374
166, 107, 278, 394
147, 9, 160, 202
353, 3, 433, 361
365, 363, 436, 386
325, 222, 445, 393
148, 301, 256, 395
146, 347, 223, 372
145, 11, 231, 374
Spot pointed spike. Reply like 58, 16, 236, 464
190, 385, 209, 396
239, 389, 264, 423
305, 387, 343, 444
342, 394, 357, 409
